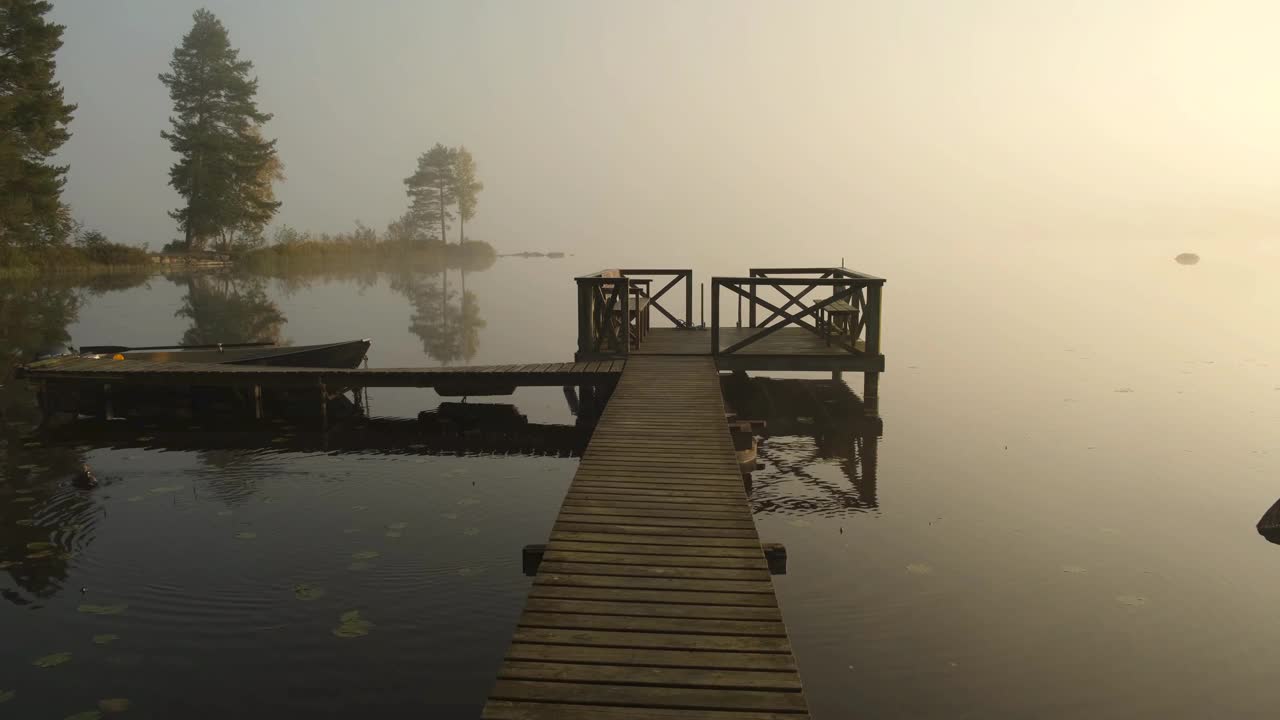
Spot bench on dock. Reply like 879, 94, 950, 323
607, 284, 651, 349
819, 298, 859, 345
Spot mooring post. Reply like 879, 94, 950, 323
863, 372, 879, 415
319, 380, 328, 431
253, 385, 263, 420
831, 370, 842, 382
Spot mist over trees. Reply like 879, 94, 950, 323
160, 9, 280, 253
400, 144, 484, 244
0, 0, 76, 250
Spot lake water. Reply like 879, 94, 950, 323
3, 246, 1279, 718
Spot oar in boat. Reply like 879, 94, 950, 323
78, 341, 276, 354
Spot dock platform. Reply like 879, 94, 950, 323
482, 356, 809, 719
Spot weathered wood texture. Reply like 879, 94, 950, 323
18, 357, 623, 390
634, 328, 882, 372
483, 356, 808, 718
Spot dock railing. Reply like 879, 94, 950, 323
575, 268, 693, 359
710, 266, 885, 357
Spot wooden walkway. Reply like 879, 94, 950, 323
483, 356, 809, 719
17, 357, 623, 390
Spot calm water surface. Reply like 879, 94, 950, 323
3, 247, 1279, 718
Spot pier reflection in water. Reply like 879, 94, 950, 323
723, 374, 882, 517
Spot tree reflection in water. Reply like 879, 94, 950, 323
175, 274, 286, 345
391, 268, 485, 365
0, 276, 148, 602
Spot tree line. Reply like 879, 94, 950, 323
0, 3, 485, 266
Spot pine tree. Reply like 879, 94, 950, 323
160, 9, 279, 252
450, 146, 483, 244
404, 143, 455, 243
0, 0, 76, 250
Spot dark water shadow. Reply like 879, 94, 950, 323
723, 375, 883, 517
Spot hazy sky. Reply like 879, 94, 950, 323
48, 1, 1280, 262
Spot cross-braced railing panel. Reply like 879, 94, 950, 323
711, 267, 884, 358
618, 269, 693, 329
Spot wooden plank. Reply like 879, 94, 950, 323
547, 540, 766, 558
534, 573, 774, 594
522, 597, 780, 621
483, 699, 807, 720
543, 550, 765, 570
501, 643, 796, 671
488, 680, 806, 713
528, 585, 779, 608
519, 611, 783, 636
510, 628, 790, 653
497, 661, 801, 690
536, 561, 769, 581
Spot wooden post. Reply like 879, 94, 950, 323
684, 271, 693, 328
863, 372, 879, 415
576, 280, 592, 359
831, 370, 842, 381
319, 381, 328, 431
865, 283, 883, 356
737, 292, 742, 327
710, 281, 720, 355
253, 385, 263, 420
749, 273, 758, 328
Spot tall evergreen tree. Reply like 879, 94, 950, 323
0, 0, 76, 250
160, 9, 279, 252
403, 143, 455, 243
450, 146, 483, 244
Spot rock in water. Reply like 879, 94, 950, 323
1257, 497, 1280, 544
1175, 252, 1200, 265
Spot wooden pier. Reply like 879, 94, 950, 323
484, 356, 809, 719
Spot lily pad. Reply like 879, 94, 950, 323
33, 651, 72, 667
92, 634, 120, 645
78, 603, 128, 616
906, 563, 934, 575
15, 518, 34, 526
12, 496, 35, 504
17, 463, 37, 470
462, 528, 479, 537
386, 522, 408, 530
65, 712, 101, 720
351, 550, 380, 560
0, 560, 17, 569
332, 609, 373, 638
98, 698, 130, 713
293, 583, 326, 601
235, 531, 257, 540
26, 541, 55, 551
0, 689, 13, 703
26, 550, 54, 559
